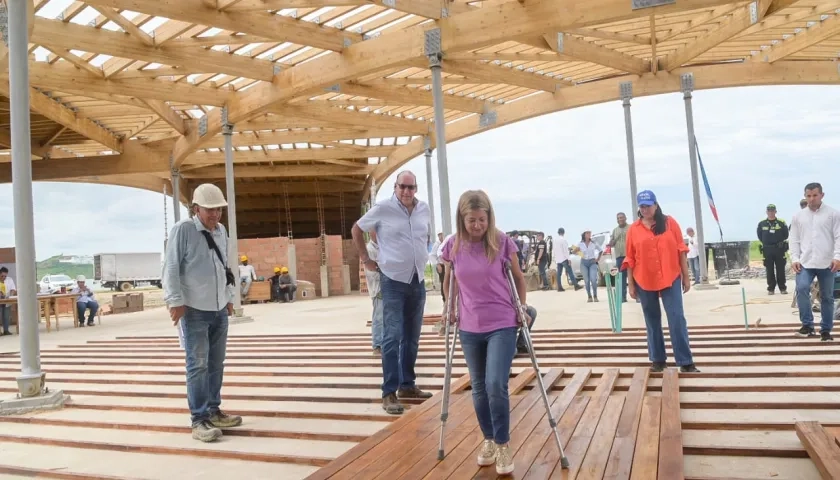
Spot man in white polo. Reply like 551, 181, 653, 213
790, 182, 840, 342
351, 170, 431, 415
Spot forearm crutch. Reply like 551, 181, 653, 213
438, 263, 460, 460
503, 260, 570, 469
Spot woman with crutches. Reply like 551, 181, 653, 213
439, 190, 531, 475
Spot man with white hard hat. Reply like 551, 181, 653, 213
163, 183, 241, 443
71, 275, 98, 327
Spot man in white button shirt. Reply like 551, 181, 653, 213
352, 170, 432, 415
789, 182, 840, 342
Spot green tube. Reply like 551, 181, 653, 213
741, 287, 749, 330
616, 272, 623, 333
605, 272, 616, 332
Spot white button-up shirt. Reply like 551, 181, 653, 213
357, 194, 430, 284
554, 236, 570, 263
790, 202, 840, 269
365, 240, 381, 298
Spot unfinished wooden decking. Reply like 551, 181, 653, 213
0, 321, 838, 479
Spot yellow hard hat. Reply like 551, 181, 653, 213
274, 267, 281, 273
280, 267, 289, 273
240, 255, 248, 262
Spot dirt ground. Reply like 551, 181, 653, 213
93, 286, 166, 309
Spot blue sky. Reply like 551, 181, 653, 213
1, 84, 839, 260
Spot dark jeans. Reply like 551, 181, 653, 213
795, 268, 834, 333
615, 256, 628, 300
182, 306, 229, 425
556, 260, 577, 289
76, 300, 99, 325
380, 272, 426, 397
516, 305, 537, 350
763, 250, 787, 292
1, 305, 10, 333
437, 264, 445, 301
538, 262, 548, 289
460, 326, 518, 444
688, 257, 700, 284
636, 276, 694, 366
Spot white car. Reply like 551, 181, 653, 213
39, 274, 76, 294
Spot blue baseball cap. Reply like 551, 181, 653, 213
637, 190, 657, 206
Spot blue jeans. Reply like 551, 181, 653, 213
636, 276, 694, 366
688, 257, 700, 284
182, 306, 229, 425
76, 300, 99, 325
1, 305, 10, 333
380, 273, 426, 397
795, 268, 835, 333
460, 326, 518, 444
538, 262, 548, 288
581, 259, 599, 298
371, 296, 383, 348
556, 260, 577, 288
615, 256, 628, 299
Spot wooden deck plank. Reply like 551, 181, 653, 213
522, 396, 590, 480
629, 396, 661, 480
303, 374, 471, 480
603, 367, 651, 480
509, 368, 539, 395
658, 369, 684, 480
575, 396, 626, 480
794, 422, 840, 479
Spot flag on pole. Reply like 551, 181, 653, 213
696, 140, 723, 239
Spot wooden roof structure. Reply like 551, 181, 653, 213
1, 0, 839, 238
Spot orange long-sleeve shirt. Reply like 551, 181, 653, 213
622, 216, 688, 292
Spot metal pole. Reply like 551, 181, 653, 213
620, 82, 638, 215
7, 0, 45, 397
222, 110, 242, 312
423, 135, 438, 238
681, 73, 709, 285
427, 29, 452, 236
171, 169, 181, 223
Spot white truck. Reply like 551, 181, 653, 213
94, 253, 163, 292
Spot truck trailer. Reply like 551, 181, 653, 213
94, 252, 163, 292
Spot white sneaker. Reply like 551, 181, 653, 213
495, 443, 515, 475
477, 439, 496, 466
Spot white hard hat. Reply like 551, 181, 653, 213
191, 183, 228, 209
76, 275, 86, 282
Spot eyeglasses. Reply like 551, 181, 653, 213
397, 184, 417, 191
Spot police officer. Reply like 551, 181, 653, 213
756, 204, 789, 295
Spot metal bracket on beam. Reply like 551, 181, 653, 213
620, 81, 633, 103
325, 84, 341, 92
631, 0, 676, 10
0, 3, 8, 47
423, 135, 432, 154
382, 0, 396, 7
221, 107, 233, 135
425, 28, 442, 63
555, 33, 565, 53
273, 64, 282, 75
478, 111, 497, 129
680, 73, 694, 94
749, 1, 758, 24
441, 7, 449, 18
198, 115, 209, 137
342, 37, 352, 48
363, 32, 381, 41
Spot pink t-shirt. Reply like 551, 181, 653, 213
440, 231, 519, 334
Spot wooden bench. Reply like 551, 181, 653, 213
795, 421, 840, 479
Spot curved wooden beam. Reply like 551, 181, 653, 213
363, 60, 840, 200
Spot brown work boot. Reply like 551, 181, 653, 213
397, 386, 432, 399
209, 410, 242, 428
382, 393, 404, 415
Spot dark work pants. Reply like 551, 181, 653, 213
764, 249, 787, 292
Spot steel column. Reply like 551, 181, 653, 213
171, 170, 181, 223
620, 82, 638, 215
7, 0, 45, 397
222, 110, 242, 311
423, 136, 438, 238
427, 29, 452, 236
681, 73, 709, 284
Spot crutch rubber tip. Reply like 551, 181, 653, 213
437, 450, 445, 461
560, 457, 570, 469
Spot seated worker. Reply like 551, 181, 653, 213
239, 255, 256, 297
0, 266, 17, 336
269, 267, 282, 302
277, 267, 297, 303
71, 275, 98, 327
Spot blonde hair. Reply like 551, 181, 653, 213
451, 190, 500, 262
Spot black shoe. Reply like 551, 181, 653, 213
795, 326, 817, 338
767, 290, 775, 295
574, 285, 583, 291
780, 289, 788, 295
516, 344, 529, 355
557, 287, 566, 292
821, 331, 834, 342
651, 362, 667, 372
87, 321, 95, 326
587, 296, 593, 303
680, 364, 701, 373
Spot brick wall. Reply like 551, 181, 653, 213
237, 236, 359, 297
0, 248, 16, 281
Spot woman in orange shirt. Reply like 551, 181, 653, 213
623, 190, 700, 373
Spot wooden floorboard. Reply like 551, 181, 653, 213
794, 422, 840, 479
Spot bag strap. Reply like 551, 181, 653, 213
200, 230, 228, 268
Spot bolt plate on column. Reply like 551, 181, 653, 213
424, 28, 442, 57
680, 73, 695, 93
479, 111, 497, 129
198, 115, 208, 137
620, 81, 633, 100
